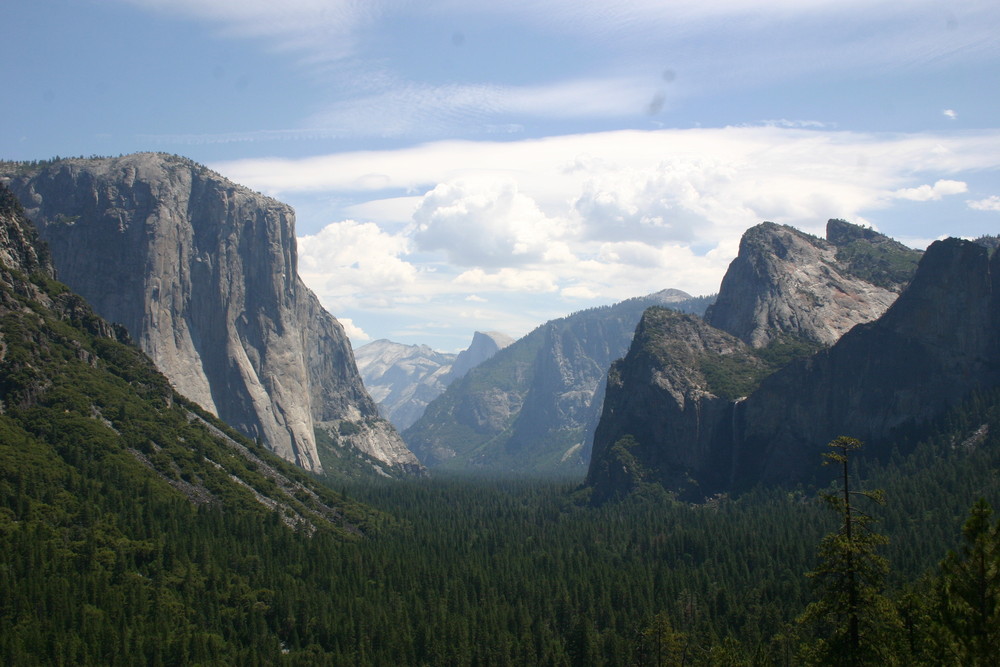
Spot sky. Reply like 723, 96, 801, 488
3, 1, 1000, 352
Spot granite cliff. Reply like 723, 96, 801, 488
586, 222, 996, 501
1, 154, 421, 476
447, 331, 515, 382
0, 183, 376, 536
733, 237, 1000, 489
404, 289, 711, 473
704, 220, 920, 347
587, 307, 762, 502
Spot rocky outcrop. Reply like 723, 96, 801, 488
705, 221, 920, 348
586, 307, 762, 502
1, 154, 420, 475
0, 183, 379, 537
447, 331, 514, 382
404, 289, 708, 473
586, 228, 998, 501
734, 237, 1000, 488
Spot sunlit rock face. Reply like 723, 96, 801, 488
3, 153, 421, 475
705, 220, 920, 348
735, 237, 1000, 488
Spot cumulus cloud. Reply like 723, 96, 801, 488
297, 220, 417, 310
574, 158, 743, 245
338, 318, 370, 343
268, 125, 1000, 346
413, 178, 571, 267
892, 179, 968, 201
968, 195, 1000, 211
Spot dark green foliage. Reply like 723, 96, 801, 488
0, 187, 385, 663
797, 437, 899, 665
932, 499, 1000, 664
828, 218, 923, 290
755, 333, 826, 369
698, 350, 771, 399
692, 324, 822, 400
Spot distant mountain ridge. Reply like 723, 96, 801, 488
403, 289, 712, 473
448, 331, 515, 382
355, 331, 513, 431
1, 153, 422, 477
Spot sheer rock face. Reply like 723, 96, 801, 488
736, 238, 1000, 488
2, 154, 419, 474
586, 308, 758, 501
447, 331, 514, 382
587, 233, 999, 501
705, 221, 916, 348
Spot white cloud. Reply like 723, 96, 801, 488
268, 126, 1000, 345
574, 158, 744, 245
338, 318, 370, 343
412, 178, 571, 267
892, 179, 968, 201
968, 195, 1000, 211
453, 267, 559, 293
943, 109, 958, 120
297, 220, 417, 310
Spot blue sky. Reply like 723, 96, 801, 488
3, 0, 1000, 351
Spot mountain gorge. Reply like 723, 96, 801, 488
587, 220, 997, 502
2, 163, 999, 663
0, 154, 420, 478
403, 289, 712, 473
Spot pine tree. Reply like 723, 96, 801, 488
797, 436, 900, 665
934, 498, 1000, 665
640, 611, 685, 667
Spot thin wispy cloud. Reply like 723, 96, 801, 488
968, 195, 1000, 212
117, 0, 1000, 142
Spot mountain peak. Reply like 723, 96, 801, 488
704, 220, 918, 348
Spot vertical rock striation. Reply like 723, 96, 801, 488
2, 154, 420, 474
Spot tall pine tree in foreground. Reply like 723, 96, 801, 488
798, 436, 900, 665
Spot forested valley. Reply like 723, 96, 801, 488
3, 384, 999, 664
